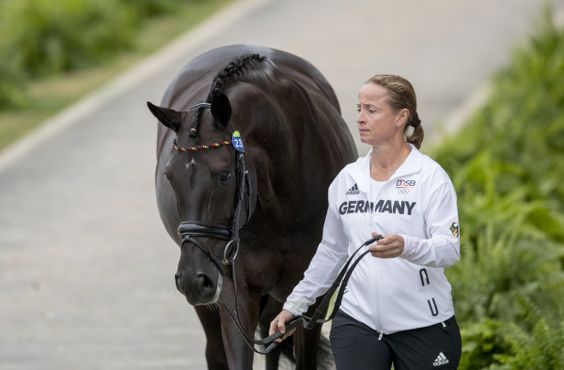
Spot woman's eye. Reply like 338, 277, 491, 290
219, 171, 232, 183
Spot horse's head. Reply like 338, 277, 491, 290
148, 89, 256, 306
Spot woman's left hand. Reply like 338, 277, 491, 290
368, 232, 404, 258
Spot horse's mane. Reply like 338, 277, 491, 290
190, 54, 267, 136
208, 53, 267, 100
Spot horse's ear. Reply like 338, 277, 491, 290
147, 102, 183, 132
210, 92, 231, 127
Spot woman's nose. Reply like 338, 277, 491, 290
357, 111, 365, 124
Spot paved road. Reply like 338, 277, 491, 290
1, 0, 559, 369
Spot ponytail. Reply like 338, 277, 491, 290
406, 111, 424, 149
406, 124, 424, 149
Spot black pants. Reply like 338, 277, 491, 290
329, 310, 461, 370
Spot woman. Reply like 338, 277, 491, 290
269, 75, 462, 370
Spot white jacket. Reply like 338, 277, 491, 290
284, 145, 460, 334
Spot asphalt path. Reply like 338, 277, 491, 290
1, 0, 560, 369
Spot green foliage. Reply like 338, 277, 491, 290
458, 319, 510, 370
431, 7, 564, 369
118, 0, 190, 17
0, 0, 136, 78
490, 298, 564, 370
0, 53, 27, 109
459, 299, 564, 370
0, 0, 228, 108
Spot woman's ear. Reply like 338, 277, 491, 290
396, 108, 409, 128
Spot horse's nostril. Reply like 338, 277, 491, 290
196, 273, 212, 289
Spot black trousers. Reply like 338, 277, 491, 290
329, 310, 461, 370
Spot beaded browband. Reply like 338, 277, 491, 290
173, 138, 232, 152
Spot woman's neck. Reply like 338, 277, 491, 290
370, 142, 411, 181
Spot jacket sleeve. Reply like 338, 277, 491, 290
283, 184, 350, 316
399, 180, 460, 267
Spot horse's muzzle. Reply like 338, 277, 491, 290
175, 269, 223, 305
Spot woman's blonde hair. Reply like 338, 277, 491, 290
365, 74, 424, 149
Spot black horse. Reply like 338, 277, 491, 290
148, 44, 357, 369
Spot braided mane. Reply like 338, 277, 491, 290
208, 53, 267, 100
190, 54, 267, 136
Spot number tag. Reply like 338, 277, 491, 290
232, 130, 245, 152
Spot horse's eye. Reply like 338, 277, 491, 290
219, 171, 232, 184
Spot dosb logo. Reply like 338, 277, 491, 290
396, 179, 416, 188
396, 179, 416, 194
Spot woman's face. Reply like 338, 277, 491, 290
357, 83, 407, 146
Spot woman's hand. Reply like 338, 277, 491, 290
268, 309, 296, 342
368, 232, 404, 258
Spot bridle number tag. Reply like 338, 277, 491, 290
232, 130, 245, 152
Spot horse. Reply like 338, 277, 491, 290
147, 44, 357, 370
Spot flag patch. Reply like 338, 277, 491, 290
449, 222, 459, 238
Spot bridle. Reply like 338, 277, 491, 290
176, 150, 252, 275
173, 102, 267, 352
174, 103, 253, 274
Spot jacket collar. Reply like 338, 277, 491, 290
346, 144, 423, 194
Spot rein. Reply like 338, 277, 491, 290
255, 235, 383, 353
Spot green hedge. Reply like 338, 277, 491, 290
432, 8, 564, 370
119, 0, 196, 17
0, 0, 205, 109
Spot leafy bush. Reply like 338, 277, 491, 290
432, 7, 564, 369
491, 297, 564, 370
0, 0, 136, 78
118, 0, 189, 17
0, 0, 224, 108
458, 318, 511, 370
0, 54, 27, 109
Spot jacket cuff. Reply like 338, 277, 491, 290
399, 234, 413, 259
283, 297, 310, 316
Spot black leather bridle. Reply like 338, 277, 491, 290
173, 103, 270, 352
177, 150, 253, 276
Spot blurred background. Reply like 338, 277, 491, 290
0, 0, 562, 369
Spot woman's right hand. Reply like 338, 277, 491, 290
268, 309, 296, 342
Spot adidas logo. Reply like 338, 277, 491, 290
433, 352, 449, 367
346, 183, 359, 195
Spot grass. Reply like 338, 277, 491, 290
0, 0, 231, 151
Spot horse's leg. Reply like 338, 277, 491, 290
294, 324, 322, 370
218, 279, 261, 370
194, 305, 228, 370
